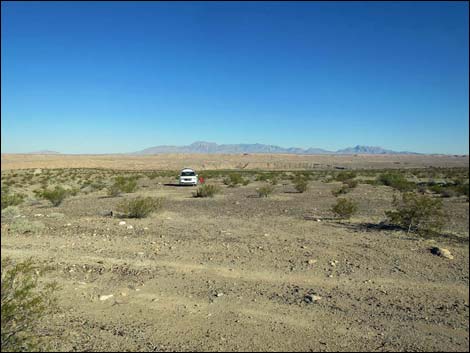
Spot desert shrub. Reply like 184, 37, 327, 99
117, 197, 163, 218
1, 257, 58, 352
426, 181, 468, 199
335, 171, 357, 182
1, 190, 25, 210
106, 183, 121, 197
343, 179, 358, 189
67, 187, 79, 196
90, 181, 106, 191
254, 174, 266, 182
377, 172, 414, 192
38, 186, 69, 207
455, 183, 469, 197
193, 184, 220, 198
10, 219, 45, 234
294, 179, 308, 193
385, 193, 445, 235
257, 184, 274, 198
331, 198, 358, 219
269, 177, 278, 186
331, 185, 350, 197
113, 176, 138, 193
1, 206, 20, 221
429, 185, 457, 198
223, 173, 246, 187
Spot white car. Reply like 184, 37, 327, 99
179, 168, 198, 186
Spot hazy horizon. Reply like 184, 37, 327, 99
1, 140, 468, 156
1, 2, 469, 154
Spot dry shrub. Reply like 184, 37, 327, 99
117, 197, 163, 218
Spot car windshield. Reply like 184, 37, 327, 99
181, 171, 195, 176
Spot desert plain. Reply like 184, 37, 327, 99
1, 153, 469, 351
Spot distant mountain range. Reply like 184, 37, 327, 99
27, 150, 61, 155
133, 141, 420, 155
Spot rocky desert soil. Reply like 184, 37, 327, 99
1, 153, 468, 171
1, 162, 469, 352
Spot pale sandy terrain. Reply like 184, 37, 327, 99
1, 153, 468, 171
1, 163, 468, 351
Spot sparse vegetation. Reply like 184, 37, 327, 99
1, 257, 58, 352
343, 179, 358, 189
38, 186, 69, 207
377, 172, 414, 192
223, 173, 247, 187
257, 184, 274, 198
332, 198, 358, 219
113, 176, 139, 193
335, 171, 357, 182
106, 183, 122, 197
294, 178, 308, 193
1, 189, 25, 210
193, 184, 220, 198
117, 197, 163, 218
385, 192, 445, 235
1, 206, 20, 222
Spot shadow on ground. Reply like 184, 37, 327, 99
336, 221, 469, 245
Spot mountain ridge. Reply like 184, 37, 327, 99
133, 142, 420, 155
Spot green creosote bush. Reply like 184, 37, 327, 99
331, 198, 358, 219
335, 171, 357, 182
331, 185, 350, 197
223, 173, 247, 187
117, 197, 163, 218
1, 189, 25, 210
257, 184, 275, 198
343, 179, 358, 189
193, 184, 221, 198
38, 186, 69, 207
1, 257, 58, 352
385, 192, 445, 235
112, 176, 138, 193
294, 178, 308, 193
377, 172, 414, 192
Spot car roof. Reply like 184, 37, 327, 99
181, 168, 195, 172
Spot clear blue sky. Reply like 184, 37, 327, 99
1, 1, 468, 154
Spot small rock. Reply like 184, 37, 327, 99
304, 294, 322, 303
34, 213, 44, 217
307, 259, 317, 265
127, 225, 134, 230
99, 294, 114, 301
216, 293, 224, 297
119, 221, 126, 226
430, 247, 454, 259
143, 227, 149, 230
100, 210, 114, 217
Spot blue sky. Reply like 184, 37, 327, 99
1, 1, 468, 154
